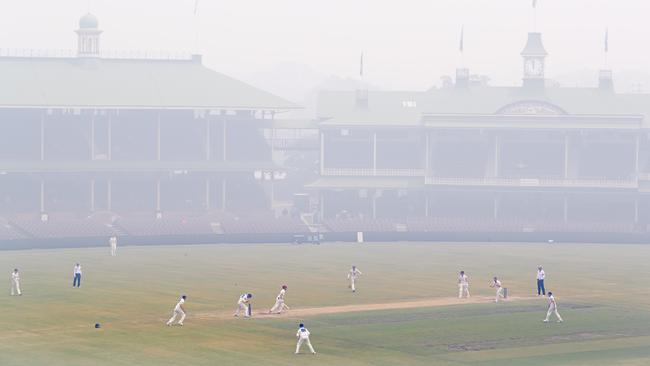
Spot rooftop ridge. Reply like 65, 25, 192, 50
0, 48, 195, 61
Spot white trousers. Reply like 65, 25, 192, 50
110, 244, 117, 256
270, 298, 285, 313
495, 287, 504, 302
349, 278, 356, 291
296, 338, 315, 354
167, 309, 185, 325
458, 284, 470, 298
545, 306, 563, 322
234, 301, 250, 317
11, 280, 21, 296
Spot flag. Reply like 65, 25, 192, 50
532, 0, 537, 8
194, 0, 199, 15
604, 28, 609, 53
459, 26, 464, 52
360, 52, 364, 78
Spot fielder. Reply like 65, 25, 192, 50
537, 266, 546, 296
234, 293, 253, 317
295, 323, 316, 355
109, 235, 118, 256
458, 270, 470, 298
347, 266, 362, 292
269, 285, 289, 314
73, 263, 82, 288
543, 292, 563, 323
10, 268, 21, 296
166, 295, 187, 326
490, 276, 505, 302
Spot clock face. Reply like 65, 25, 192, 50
525, 58, 544, 77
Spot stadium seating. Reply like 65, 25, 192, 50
8, 213, 117, 238
0, 211, 639, 242
0, 218, 26, 240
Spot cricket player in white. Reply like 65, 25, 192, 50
269, 285, 289, 314
166, 295, 186, 326
347, 266, 362, 292
109, 236, 117, 256
537, 266, 546, 296
490, 276, 504, 302
458, 270, 470, 298
72, 263, 82, 288
295, 323, 316, 354
543, 292, 563, 323
234, 293, 252, 317
10, 269, 21, 296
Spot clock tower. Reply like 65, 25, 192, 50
521, 32, 548, 89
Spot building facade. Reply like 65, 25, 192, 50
0, 14, 301, 241
312, 32, 650, 235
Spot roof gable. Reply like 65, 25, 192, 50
0, 56, 298, 110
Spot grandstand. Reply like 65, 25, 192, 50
0, 13, 310, 246
1, 17, 650, 246
310, 33, 650, 241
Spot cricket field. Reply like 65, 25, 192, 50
1, 242, 650, 365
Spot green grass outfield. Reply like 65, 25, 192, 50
1, 242, 650, 365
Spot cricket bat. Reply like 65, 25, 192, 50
503, 288, 509, 298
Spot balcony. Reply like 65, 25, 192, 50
424, 176, 638, 189
322, 168, 425, 177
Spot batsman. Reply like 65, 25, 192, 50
234, 293, 253, 317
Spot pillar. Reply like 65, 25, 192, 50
205, 178, 211, 210
90, 178, 95, 212
107, 179, 112, 211
494, 135, 500, 178
320, 131, 325, 175
372, 132, 377, 174
40, 179, 45, 213
372, 194, 377, 219
564, 133, 569, 179
563, 195, 568, 223
156, 111, 161, 161
634, 198, 639, 224
156, 178, 161, 213
319, 191, 325, 219
205, 118, 211, 161
222, 119, 227, 161
493, 194, 499, 220
40, 112, 45, 161
424, 132, 430, 174
91, 112, 96, 160
635, 134, 640, 176
107, 112, 113, 160
221, 177, 227, 211
424, 193, 430, 217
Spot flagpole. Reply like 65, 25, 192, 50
459, 26, 464, 68
193, 0, 200, 55
532, 0, 538, 32
604, 28, 609, 69
360, 52, 364, 81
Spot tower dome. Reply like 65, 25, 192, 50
76, 13, 102, 57
79, 13, 99, 29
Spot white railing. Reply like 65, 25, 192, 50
322, 168, 425, 177
424, 177, 637, 188
639, 173, 650, 181
0, 48, 193, 61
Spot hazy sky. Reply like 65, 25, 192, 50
1, 0, 649, 93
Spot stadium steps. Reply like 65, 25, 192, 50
4, 220, 35, 239
110, 223, 131, 237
